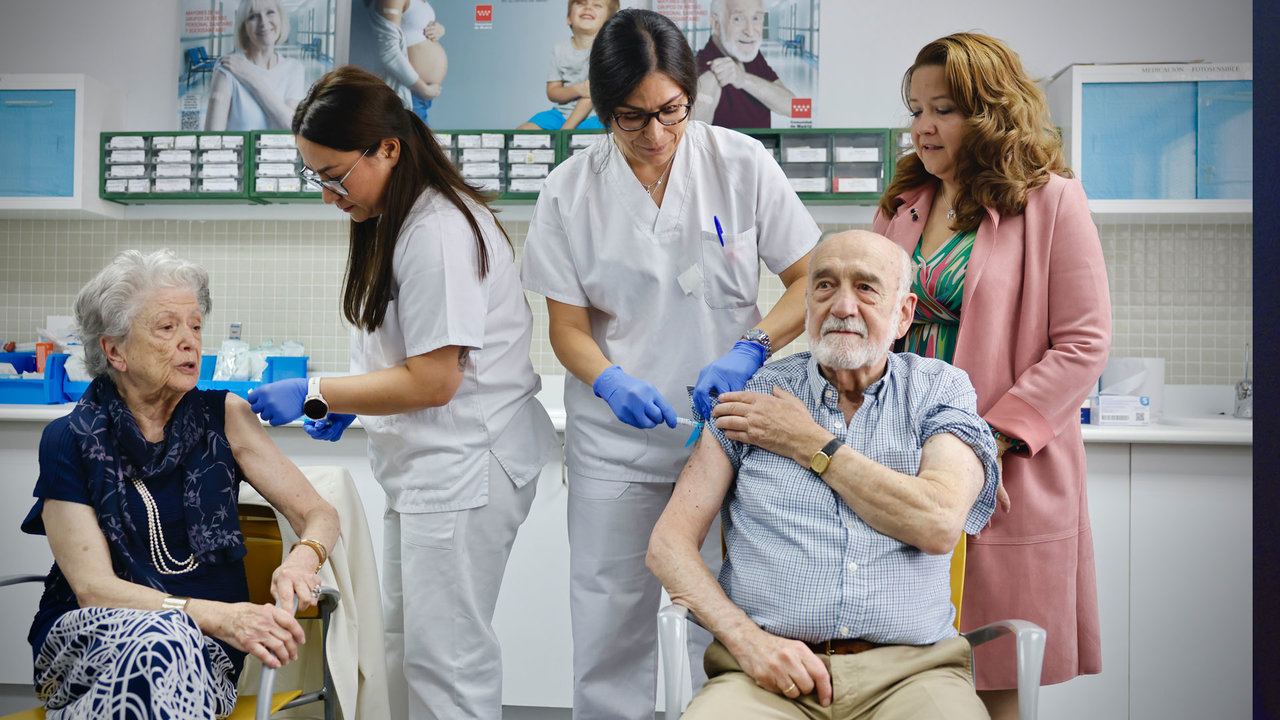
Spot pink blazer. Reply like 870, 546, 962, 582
874, 175, 1111, 542
876, 175, 1110, 684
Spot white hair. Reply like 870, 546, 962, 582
75, 249, 212, 379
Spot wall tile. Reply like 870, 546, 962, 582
0, 213, 1253, 385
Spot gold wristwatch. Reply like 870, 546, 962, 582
809, 437, 843, 476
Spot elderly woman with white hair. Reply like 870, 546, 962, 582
20, 249, 338, 719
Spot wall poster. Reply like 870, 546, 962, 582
178, 0, 337, 132
346, 0, 820, 130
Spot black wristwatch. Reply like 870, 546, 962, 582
303, 376, 329, 420
809, 437, 843, 476
740, 328, 772, 358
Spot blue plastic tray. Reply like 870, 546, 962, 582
197, 355, 309, 399
0, 352, 69, 404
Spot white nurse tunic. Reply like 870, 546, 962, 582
521, 119, 819, 483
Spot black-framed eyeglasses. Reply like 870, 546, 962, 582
299, 147, 372, 196
612, 103, 691, 132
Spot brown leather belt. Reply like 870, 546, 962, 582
805, 638, 889, 656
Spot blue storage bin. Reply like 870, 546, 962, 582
197, 355, 309, 399
0, 352, 69, 404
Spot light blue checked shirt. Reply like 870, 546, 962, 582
706, 351, 999, 646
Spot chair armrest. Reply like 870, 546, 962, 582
255, 589, 341, 720
658, 604, 691, 719
0, 574, 46, 588
962, 619, 1046, 720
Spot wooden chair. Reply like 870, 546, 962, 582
657, 535, 1047, 718
0, 504, 339, 720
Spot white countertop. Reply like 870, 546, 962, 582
0, 382, 1251, 446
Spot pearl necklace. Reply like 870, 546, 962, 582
132, 478, 199, 575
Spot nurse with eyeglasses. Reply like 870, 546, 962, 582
520, 9, 819, 719
249, 65, 557, 720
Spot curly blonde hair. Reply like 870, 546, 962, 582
878, 32, 1070, 230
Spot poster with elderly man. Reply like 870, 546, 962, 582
667, 0, 817, 128
394, 0, 819, 129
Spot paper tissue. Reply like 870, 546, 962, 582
1093, 357, 1164, 425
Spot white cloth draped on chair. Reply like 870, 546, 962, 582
238, 465, 390, 720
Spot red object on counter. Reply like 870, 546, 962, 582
36, 342, 53, 373
2, 341, 13, 353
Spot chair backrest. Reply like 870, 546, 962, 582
185, 47, 201, 65
950, 534, 966, 630
239, 504, 319, 619
240, 504, 282, 606
196, 46, 211, 61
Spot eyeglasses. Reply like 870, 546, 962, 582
612, 103, 691, 132
299, 147, 372, 196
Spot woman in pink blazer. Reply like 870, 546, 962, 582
874, 33, 1111, 719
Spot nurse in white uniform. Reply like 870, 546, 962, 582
520, 10, 820, 719
248, 66, 557, 720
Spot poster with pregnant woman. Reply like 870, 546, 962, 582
349, 0, 450, 126
348, 0, 819, 131
177, 0, 336, 132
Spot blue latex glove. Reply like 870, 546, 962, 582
692, 340, 767, 420
247, 378, 307, 426
592, 365, 677, 429
304, 413, 356, 442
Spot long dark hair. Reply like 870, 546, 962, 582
589, 9, 698, 127
878, 32, 1070, 230
293, 66, 510, 333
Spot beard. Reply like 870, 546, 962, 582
723, 36, 761, 63
810, 315, 894, 371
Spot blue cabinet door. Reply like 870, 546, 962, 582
0, 89, 76, 197
1197, 80, 1252, 199
1081, 82, 1197, 199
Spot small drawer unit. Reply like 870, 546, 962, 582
101, 131, 250, 203
743, 128, 892, 203
248, 131, 318, 201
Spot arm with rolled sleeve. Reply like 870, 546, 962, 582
710, 367, 998, 554
982, 178, 1112, 454
647, 434, 834, 706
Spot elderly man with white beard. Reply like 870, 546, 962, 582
647, 230, 1002, 719
693, 0, 796, 128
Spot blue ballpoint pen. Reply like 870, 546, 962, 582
713, 216, 725, 247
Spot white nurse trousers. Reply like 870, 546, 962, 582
568, 472, 723, 720
382, 454, 537, 720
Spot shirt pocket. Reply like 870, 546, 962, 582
868, 448, 923, 477
700, 226, 760, 310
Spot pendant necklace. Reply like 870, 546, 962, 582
641, 151, 676, 196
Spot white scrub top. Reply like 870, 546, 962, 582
219, 55, 306, 131
353, 189, 558, 513
521, 120, 819, 483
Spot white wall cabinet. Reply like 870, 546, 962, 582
1044, 63, 1252, 215
0, 74, 123, 219
1128, 445, 1252, 719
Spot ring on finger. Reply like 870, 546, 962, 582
784, 682, 797, 696
312, 584, 322, 598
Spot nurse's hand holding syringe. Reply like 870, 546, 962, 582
592, 365, 678, 429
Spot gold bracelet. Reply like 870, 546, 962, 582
290, 538, 328, 573
161, 595, 190, 613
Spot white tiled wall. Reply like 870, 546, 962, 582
0, 214, 1252, 385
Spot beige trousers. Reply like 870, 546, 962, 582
683, 636, 989, 720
